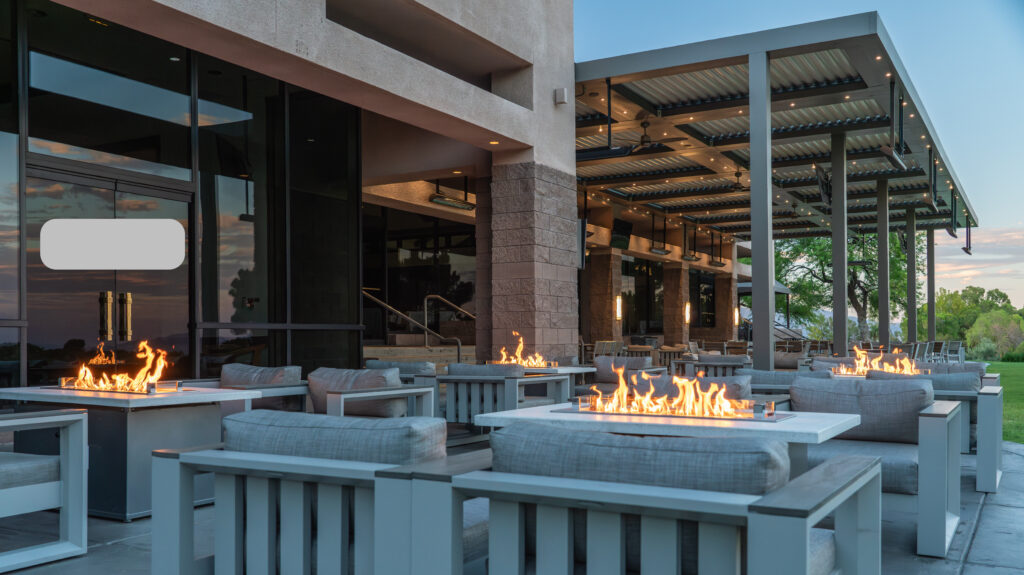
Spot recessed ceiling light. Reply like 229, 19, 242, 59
789, 102, 795, 107
489, 140, 500, 145
875, 55, 883, 61
169, 56, 181, 62
453, 170, 462, 174
844, 95, 851, 100
909, 113, 915, 118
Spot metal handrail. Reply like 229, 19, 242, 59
423, 294, 476, 346
361, 289, 462, 363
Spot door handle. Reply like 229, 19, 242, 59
118, 292, 132, 342
99, 291, 113, 341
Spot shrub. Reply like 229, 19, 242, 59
1002, 351, 1024, 362
969, 337, 999, 361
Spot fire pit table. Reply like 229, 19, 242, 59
474, 403, 860, 477
523, 365, 596, 390
0, 385, 260, 521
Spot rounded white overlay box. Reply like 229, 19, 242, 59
40, 219, 186, 270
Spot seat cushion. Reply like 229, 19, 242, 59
790, 377, 934, 444
307, 367, 406, 417
222, 409, 445, 464
492, 421, 789, 495
865, 370, 980, 392
446, 363, 525, 378
593, 355, 652, 383
808, 439, 919, 495
0, 452, 59, 489
737, 368, 831, 390
364, 360, 436, 375
697, 353, 749, 365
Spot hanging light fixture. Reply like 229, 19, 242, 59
650, 212, 670, 255
734, 306, 740, 326
430, 176, 475, 210
682, 223, 700, 262
709, 229, 727, 268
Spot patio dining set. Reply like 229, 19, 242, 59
0, 348, 1003, 574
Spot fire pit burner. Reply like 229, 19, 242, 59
48, 380, 186, 395
555, 400, 794, 422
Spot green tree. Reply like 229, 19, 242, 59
965, 309, 1024, 357
776, 231, 922, 341
905, 286, 1020, 342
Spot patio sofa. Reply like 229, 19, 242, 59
152, 410, 448, 575
435, 363, 571, 425
789, 377, 962, 557
0, 409, 87, 573
573, 355, 666, 396
377, 421, 883, 575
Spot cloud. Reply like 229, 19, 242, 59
931, 226, 1024, 306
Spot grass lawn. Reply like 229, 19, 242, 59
985, 362, 1024, 443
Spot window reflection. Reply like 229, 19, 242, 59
0, 327, 18, 388
621, 256, 664, 337
199, 328, 285, 378
690, 270, 717, 328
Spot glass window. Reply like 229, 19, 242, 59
621, 256, 663, 336
290, 330, 360, 375
197, 55, 284, 323
288, 87, 360, 324
27, 0, 190, 180
0, 1, 16, 318
199, 328, 286, 378
690, 270, 717, 328
0, 327, 18, 388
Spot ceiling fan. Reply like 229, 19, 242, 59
632, 120, 688, 152
729, 170, 750, 191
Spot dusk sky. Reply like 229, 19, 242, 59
576, 0, 1024, 306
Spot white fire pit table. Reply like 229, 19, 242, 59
474, 403, 860, 478
0, 386, 260, 521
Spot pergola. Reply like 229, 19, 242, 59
574, 12, 978, 369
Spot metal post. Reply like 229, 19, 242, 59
877, 179, 890, 348
927, 228, 936, 341
906, 210, 918, 343
748, 51, 774, 369
831, 132, 848, 356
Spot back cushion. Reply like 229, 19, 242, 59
307, 367, 406, 417
697, 354, 748, 365
364, 360, 436, 376
789, 377, 934, 444
220, 363, 300, 387
865, 370, 980, 392
223, 410, 445, 464
593, 355, 652, 383
773, 351, 804, 369
810, 357, 854, 372
446, 363, 525, 378
736, 368, 832, 388
492, 421, 789, 495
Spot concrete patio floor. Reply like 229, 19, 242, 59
3, 442, 1024, 574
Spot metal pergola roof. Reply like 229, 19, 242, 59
574, 12, 977, 242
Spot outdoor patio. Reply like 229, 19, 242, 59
2, 439, 1023, 574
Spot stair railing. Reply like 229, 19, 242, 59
423, 294, 476, 347
361, 289, 463, 364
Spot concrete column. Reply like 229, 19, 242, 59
489, 163, 579, 360
876, 179, 890, 348
927, 228, 936, 341
748, 50, 775, 369
906, 210, 918, 343
584, 248, 622, 344
474, 179, 493, 363
663, 263, 690, 346
831, 132, 848, 356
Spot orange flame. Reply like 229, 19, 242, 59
61, 341, 170, 393
832, 346, 928, 376
496, 331, 549, 368
584, 367, 754, 418
86, 341, 117, 366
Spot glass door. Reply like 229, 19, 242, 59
26, 173, 190, 385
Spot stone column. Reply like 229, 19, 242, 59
718, 273, 739, 342
489, 163, 579, 360
474, 178, 493, 363
584, 248, 622, 344
663, 263, 690, 346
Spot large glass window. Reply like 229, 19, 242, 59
199, 328, 286, 377
0, 0, 17, 318
197, 55, 284, 324
621, 256, 663, 337
0, 327, 17, 387
27, 0, 191, 180
690, 270, 717, 328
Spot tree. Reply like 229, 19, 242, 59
905, 286, 1020, 342
965, 309, 1024, 358
775, 230, 923, 341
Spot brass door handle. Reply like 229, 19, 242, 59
118, 292, 132, 342
99, 291, 113, 341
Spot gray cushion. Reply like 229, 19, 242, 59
307, 367, 407, 417
697, 353, 749, 365
615, 373, 752, 400
447, 363, 525, 378
364, 360, 436, 375
865, 370, 980, 392
552, 355, 579, 366
220, 363, 301, 387
917, 361, 987, 378
808, 439, 919, 495
593, 355, 652, 383
737, 368, 832, 390
790, 377, 934, 444
222, 410, 445, 464
0, 452, 59, 489
811, 357, 854, 372
774, 351, 805, 369
492, 421, 789, 495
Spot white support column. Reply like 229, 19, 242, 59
831, 132, 848, 355
876, 179, 890, 348
906, 210, 918, 343
748, 50, 775, 369
927, 228, 936, 341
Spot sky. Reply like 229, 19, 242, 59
575, 0, 1024, 306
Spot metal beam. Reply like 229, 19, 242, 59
877, 179, 890, 348
629, 184, 738, 204
927, 228, 935, 341
689, 116, 889, 149
831, 131, 848, 356
906, 209, 918, 343
749, 51, 775, 370
580, 165, 718, 187
778, 168, 925, 189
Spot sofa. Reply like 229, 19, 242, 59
575, 355, 666, 396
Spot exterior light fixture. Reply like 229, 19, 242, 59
734, 307, 740, 326
488, 140, 500, 145
684, 301, 691, 324
429, 177, 475, 211
615, 295, 623, 321
682, 224, 700, 262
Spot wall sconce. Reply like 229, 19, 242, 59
615, 295, 623, 321
734, 306, 740, 326
684, 301, 691, 324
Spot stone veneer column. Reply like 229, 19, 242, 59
585, 248, 622, 344
717, 273, 739, 341
474, 178, 493, 363
488, 163, 579, 360
663, 263, 690, 346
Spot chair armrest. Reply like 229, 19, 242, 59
979, 385, 1002, 396
221, 383, 309, 398
750, 455, 881, 520
919, 400, 961, 420
512, 375, 570, 384
326, 385, 433, 400
0, 408, 87, 432
153, 443, 226, 460
376, 449, 493, 482
751, 393, 790, 403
